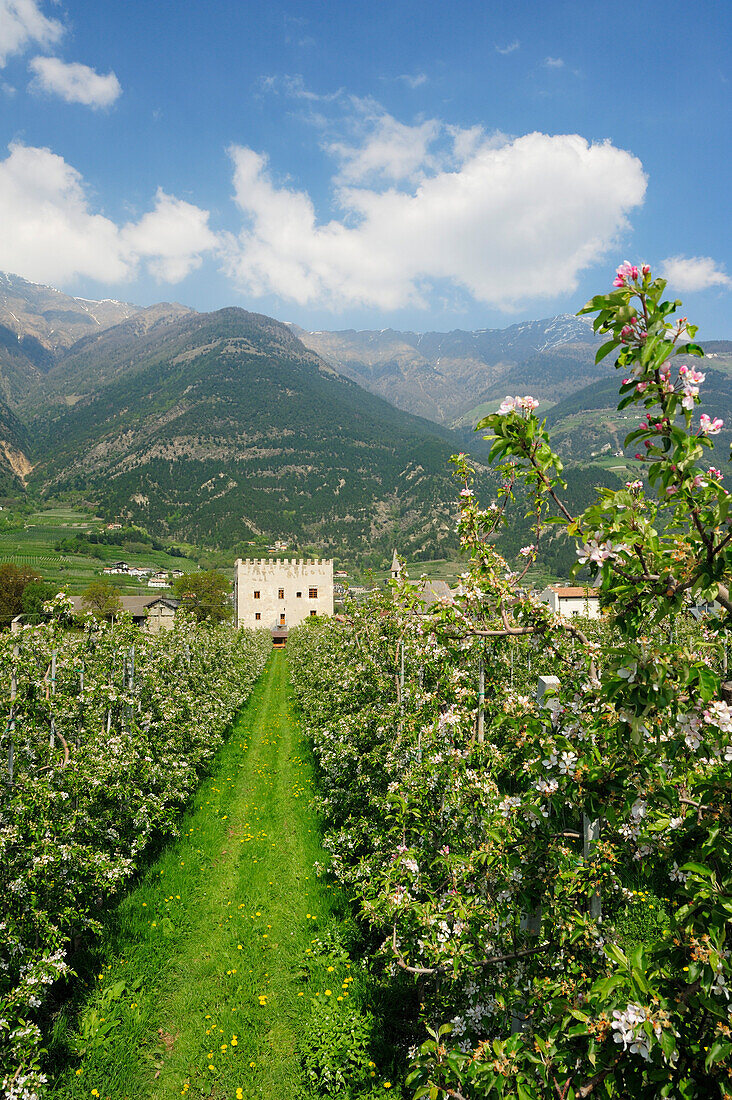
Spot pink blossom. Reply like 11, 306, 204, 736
700, 414, 724, 435
692, 475, 707, 489
613, 260, 639, 287
497, 394, 539, 416
641, 263, 651, 275
681, 384, 699, 410
708, 467, 723, 480
625, 480, 643, 491
636, 382, 648, 394
498, 395, 519, 415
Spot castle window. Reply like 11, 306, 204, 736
253, 590, 260, 599
296, 591, 302, 598
278, 588, 285, 599
310, 610, 317, 617
280, 613, 286, 625
255, 612, 261, 620
309, 587, 318, 599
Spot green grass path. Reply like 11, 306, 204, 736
50, 651, 333, 1100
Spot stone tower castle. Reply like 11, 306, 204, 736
234, 557, 334, 636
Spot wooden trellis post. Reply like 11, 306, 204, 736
477, 655, 485, 743
49, 650, 56, 750
584, 815, 602, 920
538, 675, 601, 919
77, 662, 84, 748
7, 645, 18, 788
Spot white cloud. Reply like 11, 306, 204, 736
0, 0, 63, 67
496, 40, 520, 55
223, 131, 647, 312
397, 72, 428, 88
0, 142, 218, 286
28, 55, 121, 108
544, 57, 564, 68
122, 190, 219, 282
328, 115, 441, 184
660, 255, 731, 293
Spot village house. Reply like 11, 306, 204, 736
148, 572, 170, 588
36, 595, 183, 631
103, 561, 130, 575
234, 558, 333, 644
538, 585, 601, 619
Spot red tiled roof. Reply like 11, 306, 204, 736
548, 586, 598, 597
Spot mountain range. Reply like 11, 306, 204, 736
293, 315, 604, 427
0, 272, 728, 561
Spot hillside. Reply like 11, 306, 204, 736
26, 307, 478, 557
0, 272, 143, 355
296, 315, 603, 426
0, 394, 31, 494
545, 361, 732, 464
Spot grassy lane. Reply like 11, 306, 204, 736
49, 651, 336, 1100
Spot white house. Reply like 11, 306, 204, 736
539, 585, 601, 619
234, 558, 333, 641
148, 572, 170, 589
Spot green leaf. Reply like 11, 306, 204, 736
680, 862, 714, 879
705, 1039, 732, 1068
595, 339, 619, 364
603, 943, 628, 968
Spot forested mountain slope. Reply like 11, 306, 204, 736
26, 307, 478, 556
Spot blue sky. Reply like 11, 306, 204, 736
0, 0, 729, 335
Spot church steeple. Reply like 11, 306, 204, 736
390, 549, 402, 581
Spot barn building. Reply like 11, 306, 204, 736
234, 558, 334, 643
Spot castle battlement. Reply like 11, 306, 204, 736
234, 557, 334, 639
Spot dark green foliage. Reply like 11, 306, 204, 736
172, 569, 231, 623
0, 561, 41, 623
20, 579, 56, 621
26, 308, 480, 556
81, 579, 123, 618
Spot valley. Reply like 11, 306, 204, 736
0, 273, 729, 582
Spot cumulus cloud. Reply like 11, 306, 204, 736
0, 142, 218, 286
28, 55, 121, 108
0, 0, 63, 67
122, 190, 220, 281
660, 255, 731, 292
544, 56, 564, 68
328, 115, 441, 183
223, 131, 647, 311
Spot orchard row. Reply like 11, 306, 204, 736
0, 604, 270, 1099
